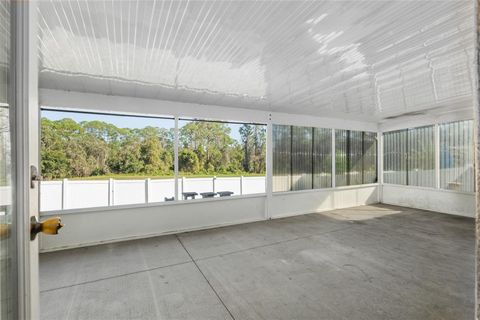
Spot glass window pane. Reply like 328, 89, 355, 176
40, 110, 175, 210
0, 0, 15, 317
178, 120, 266, 199
383, 130, 407, 185
313, 128, 332, 189
335, 129, 348, 187
363, 132, 378, 184
336, 129, 376, 186
408, 126, 435, 188
440, 120, 474, 192
272, 125, 292, 192
349, 130, 363, 186
291, 126, 313, 191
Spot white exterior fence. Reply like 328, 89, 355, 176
40, 176, 266, 212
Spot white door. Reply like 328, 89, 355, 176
1, 1, 45, 319
0, 1, 16, 318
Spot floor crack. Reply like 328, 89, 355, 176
175, 234, 236, 320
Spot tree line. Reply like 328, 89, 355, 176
41, 118, 266, 180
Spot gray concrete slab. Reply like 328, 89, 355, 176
40, 205, 474, 320
196, 211, 474, 320
40, 235, 191, 291
41, 262, 232, 320
178, 212, 351, 260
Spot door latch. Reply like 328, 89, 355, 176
30, 165, 43, 188
30, 216, 64, 241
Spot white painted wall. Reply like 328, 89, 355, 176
270, 185, 378, 218
381, 184, 475, 217
39, 195, 267, 251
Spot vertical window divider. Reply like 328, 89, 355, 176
361, 132, 365, 184
332, 129, 336, 188
290, 126, 293, 191
346, 130, 351, 186
174, 116, 179, 201
377, 131, 383, 202
311, 127, 315, 189
405, 129, 409, 186
265, 116, 273, 219
434, 123, 440, 189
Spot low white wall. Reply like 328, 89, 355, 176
381, 184, 475, 217
270, 185, 379, 218
39, 185, 379, 252
39, 195, 267, 251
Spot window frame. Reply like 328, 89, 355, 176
39, 108, 269, 213
382, 120, 475, 194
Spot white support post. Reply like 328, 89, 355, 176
181, 176, 185, 200
331, 129, 336, 209
62, 178, 68, 210
108, 178, 114, 206
377, 132, 383, 203
434, 123, 440, 189
145, 178, 151, 203
213, 176, 216, 193
265, 115, 273, 219
240, 175, 244, 195
174, 116, 179, 201
331, 129, 336, 189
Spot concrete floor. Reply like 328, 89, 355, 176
39, 204, 475, 320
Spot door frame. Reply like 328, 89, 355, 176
12, 1, 39, 319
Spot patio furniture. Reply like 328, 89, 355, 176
200, 192, 217, 198
182, 192, 198, 200
164, 197, 175, 201
217, 191, 234, 197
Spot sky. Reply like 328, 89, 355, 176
41, 109, 246, 142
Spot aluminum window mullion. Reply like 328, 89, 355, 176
332, 129, 336, 188
435, 124, 440, 189
174, 116, 179, 200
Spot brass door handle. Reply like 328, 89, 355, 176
30, 216, 64, 241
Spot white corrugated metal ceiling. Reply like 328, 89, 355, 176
38, 0, 475, 121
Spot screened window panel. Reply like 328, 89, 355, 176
383, 130, 407, 185
335, 129, 376, 186
408, 126, 435, 188
335, 130, 348, 187
313, 128, 332, 189
363, 132, 378, 184
349, 130, 363, 186
272, 125, 291, 192
291, 126, 313, 191
440, 120, 474, 192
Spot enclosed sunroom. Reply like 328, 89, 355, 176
0, 0, 477, 319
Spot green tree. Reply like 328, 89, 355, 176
40, 117, 266, 179
178, 149, 200, 173
180, 122, 236, 173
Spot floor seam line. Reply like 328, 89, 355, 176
39, 260, 193, 293
176, 234, 236, 320
40, 226, 351, 293
40, 225, 354, 293
195, 225, 356, 262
